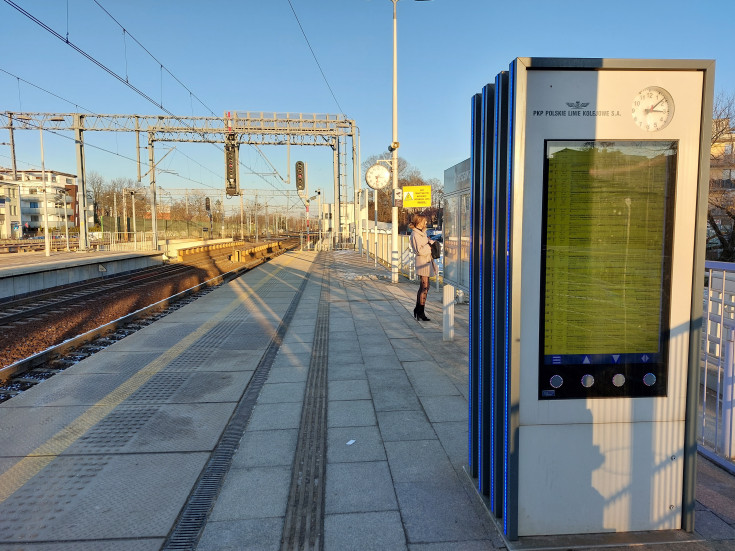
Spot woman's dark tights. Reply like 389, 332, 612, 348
417, 276, 430, 306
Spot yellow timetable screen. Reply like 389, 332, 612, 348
540, 140, 676, 399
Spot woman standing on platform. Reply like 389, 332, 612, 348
409, 214, 435, 322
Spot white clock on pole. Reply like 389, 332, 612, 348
365, 163, 391, 190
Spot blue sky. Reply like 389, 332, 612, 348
1, 0, 731, 209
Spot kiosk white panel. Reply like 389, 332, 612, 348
512, 67, 704, 536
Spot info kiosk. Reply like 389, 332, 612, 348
468, 58, 714, 544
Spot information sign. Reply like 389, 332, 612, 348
539, 140, 676, 399
402, 185, 432, 208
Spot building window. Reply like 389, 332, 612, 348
66, 178, 72, 185
29, 188, 37, 194
31, 215, 39, 222
30, 202, 39, 209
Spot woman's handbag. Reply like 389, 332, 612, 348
430, 241, 441, 259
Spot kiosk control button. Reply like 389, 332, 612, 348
581, 374, 595, 388
643, 373, 657, 386
550, 375, 564, 389
612, 374, 626, 387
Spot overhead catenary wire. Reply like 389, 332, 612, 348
3, 0, 291, 196
286, 0, 346, 117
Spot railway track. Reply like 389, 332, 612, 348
0, 239, 299, 400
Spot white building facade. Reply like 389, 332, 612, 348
0, 168, 78, 239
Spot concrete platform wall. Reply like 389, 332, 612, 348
0, 254, 163, 301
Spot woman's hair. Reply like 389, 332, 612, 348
411, 214, 427, 228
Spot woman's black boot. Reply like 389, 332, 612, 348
413, 306, 420, 320
417, 305, 430, 321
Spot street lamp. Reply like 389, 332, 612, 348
389, 0, 431, 283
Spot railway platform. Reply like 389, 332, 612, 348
0, 249, 733, 550
0, 249, 164, 301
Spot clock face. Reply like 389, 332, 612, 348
365, 163, 391, 190
632, 86, 674, 131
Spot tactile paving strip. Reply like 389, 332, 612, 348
74, 406, 159, 452
281, 259, 330, 551
163, 350, 216, 372
0, 455, 109, 541
126, 373, 190, 403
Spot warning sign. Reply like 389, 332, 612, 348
402, 185, 432, 208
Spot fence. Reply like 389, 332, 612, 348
358, 230, 443, 283
701, 261, 735, 469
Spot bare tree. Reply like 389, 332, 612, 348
708, 91, 735, 260
86, 171, 105, 225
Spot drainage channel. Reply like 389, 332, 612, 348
161, 254, 317, 551
280, 259, 330, 551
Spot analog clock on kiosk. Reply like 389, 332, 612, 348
632, 86, 675, 131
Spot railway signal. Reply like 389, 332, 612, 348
225, 135, 240, 196
295, 161, 306, 192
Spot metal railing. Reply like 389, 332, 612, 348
360, 230, 443, 283
701, 261, 735, 466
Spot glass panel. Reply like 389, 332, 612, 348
539, 140, 677, 399
444, 195, 458, 284
460, 193, 471, 288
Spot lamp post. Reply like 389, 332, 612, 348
389, 0, 431, 283
39, 127, 51, 257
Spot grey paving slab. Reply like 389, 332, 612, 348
272, 350, 311, 370
0, 372, 130, 407
327, 347, 364, 364
325, 461, 398, 514
366, 370, 422, 412
697, 457, 735, 524
376, 410, 437, 442
267, 366, 309, 384
328, 425, 386, 463
0, 406, 98, 456
0, 452, 208, 542
420, 395, 469, 423
57, 350, 161, 376
208, 466, 292, 521
433, 421, 470, 469
694, 510, 735, 540
257, 381, 306, 404
197, 517, 283, 551
279, 340, 313, 355
328, 362, 367, 381
167, 349, 263, 372
233, 428, 299, 468
247, 401, 303, 430
62, 402, 235, 454
357, 334, 392, 348
403, 363, 463, 397
330, 331, 360, 344
133, 370, 253, 404
362, 352, 403, 370
391, 337, 434, 362
385, 439, 456, 483
408, 541, 503, 551
324, 511, 407, 551
394, 480, 491, 544
328, 378, 371, 401
330, 318, 356, 332
328, 399, 376, 428
104, 322, 203, 351
0, 540, 164, 551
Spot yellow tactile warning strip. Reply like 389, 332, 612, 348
0, 252, 307, 504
